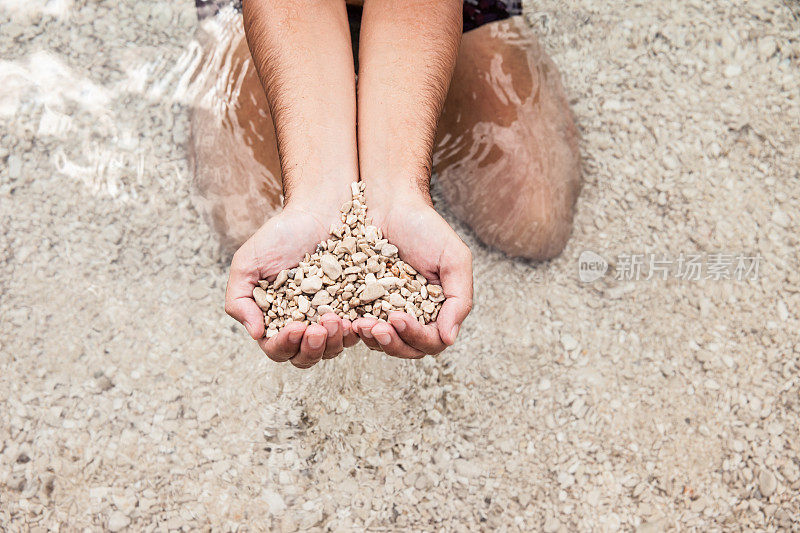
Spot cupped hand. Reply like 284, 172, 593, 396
352, 194, 473, 358
224, 205, 359, 368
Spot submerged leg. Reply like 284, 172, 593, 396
189, 13, 282, 254
434, 17, 581, 261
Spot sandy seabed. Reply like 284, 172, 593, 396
1, 0, 799, 531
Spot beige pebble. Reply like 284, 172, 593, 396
297, 295, 310, 314
381, 243, 398, 257
337, 236, 357, 255
378, 276, 402, 289
312, 290, 334, 307
300, 276, 323, 293
405, 302, 420, 317
253, 287, 270, 309
365, 226, 379, 242
759, 469, 777, 498
427, 285, 443, 298
326, 283, 340, 295
388, 293, 406, 308
361, 283, 386, 303
273, 269, 289, 289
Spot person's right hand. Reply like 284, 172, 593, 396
352, 192, 473, 359
224, 205, 360, 368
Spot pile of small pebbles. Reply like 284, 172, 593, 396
253, 182, 445, 338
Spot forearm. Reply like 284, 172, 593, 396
243, 0, 357, 213
356, 0, 462, 208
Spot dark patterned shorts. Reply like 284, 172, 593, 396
195, 1, 522, 32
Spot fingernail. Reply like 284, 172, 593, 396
450, 324, 460, 343
322, 320, 338, 338
288, 330, 303, 343
361, 328, 373, 339
374, 332, 391, 346
390, 317, 406, 332
308, 334, 324, 349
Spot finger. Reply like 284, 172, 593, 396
352, 318, 383, 352
290, 324, 328, 368
342, 319, 360, 348
388, 311, 446, 355
370, 321, 426, 359
257, 321, 305, 362
224, 246, 265, 340
319, 314, 344, 359
436, 246, 473, 345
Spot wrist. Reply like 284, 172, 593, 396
363, 175, 433, 216
283, 177, 353, 222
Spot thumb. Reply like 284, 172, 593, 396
225, 248, 266, 340
226, 297, 265, 340
435, 245, 473, 345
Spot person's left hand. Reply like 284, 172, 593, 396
352, 194, 473, 358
